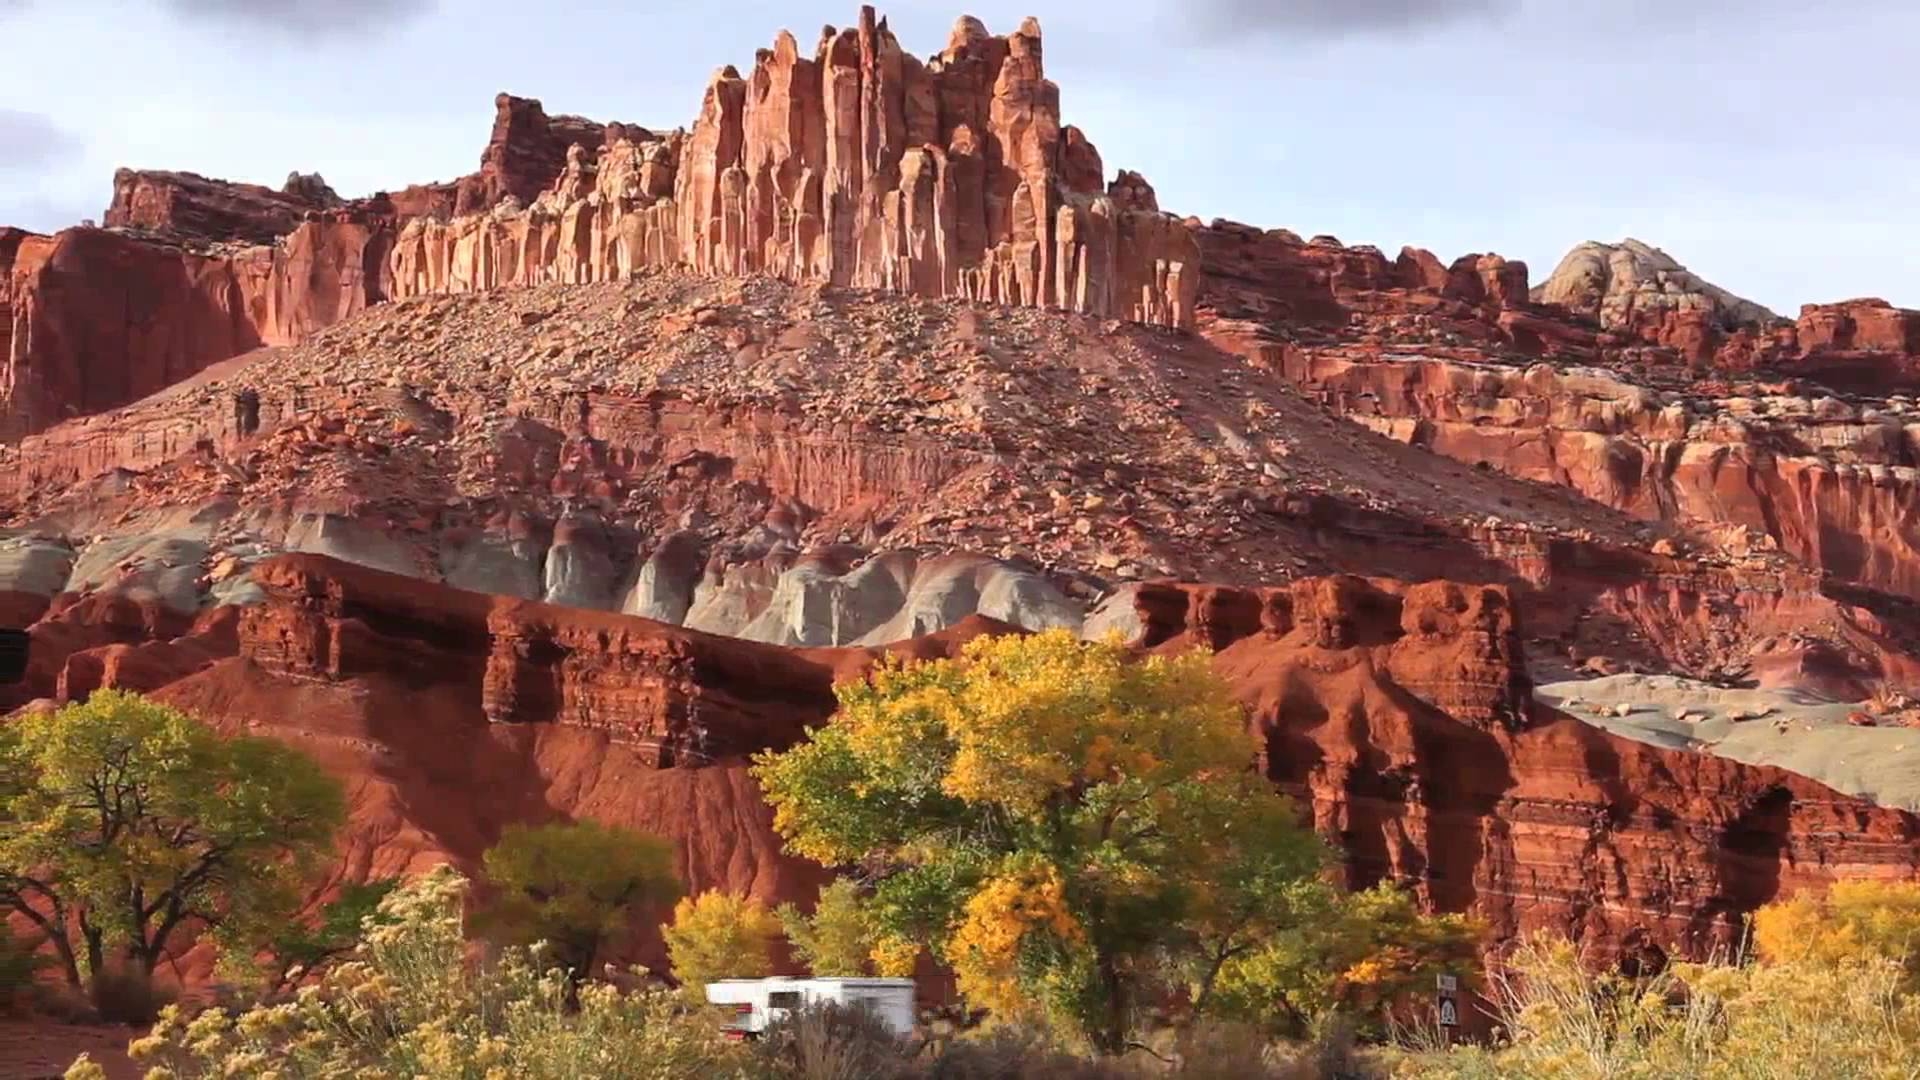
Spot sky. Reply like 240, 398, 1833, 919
0, 0, 1914, 314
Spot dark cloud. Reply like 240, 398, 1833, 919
162, 0, 435, 36
1188, 0, 1520, 39
0, 109, 80, 174
0, 0, 432, 35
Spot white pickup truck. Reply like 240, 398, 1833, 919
704, 977, 916, 1040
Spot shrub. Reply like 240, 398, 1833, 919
1752, 878, 1920, 988
86, 960, 174, 1025
1209, 881, 1483, 1040
119, 866, 753, 1079
480, 820, 682, 984
753, 1001, 918, 1080
925, 1023, 1122, 1080
779, 878, 915, 978
1388, 933, 1920, 1079
0, 926, 49, 1015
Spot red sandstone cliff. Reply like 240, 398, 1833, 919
0, 94, 634, 440
19, 553, 1917, 963
0, 219, 400, 440
104, 167, 346, 245
389, 10, 1200, 330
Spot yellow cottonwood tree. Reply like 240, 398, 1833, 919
662, 890, 780, 997
753, 629, 1333, 1052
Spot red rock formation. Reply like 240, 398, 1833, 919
0, 94, 641, 439
391, 9, 1201, 330
0, 216, 403, 440
104, 167, 344, 245
19, 553, 1919, 965
451, 93, 650, 217
1194, 220, 1549, 352
1130, 576, 1920, 956
1798, 298, 1920, 355
55, 606, 237, 702
0, 590, 194, 711
1247, 347, 1920, 601
1, 227, 269, 440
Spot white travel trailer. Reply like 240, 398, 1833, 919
704, 977, 916, 1039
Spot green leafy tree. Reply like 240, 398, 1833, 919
0, 690, 344, 999
751, 629, 1332, 1052
480, 821, 682, 983
1209, 881, 1483, 1038
662, 890, 779, 997
243, 879, 398, 996
777, 878, 899, 978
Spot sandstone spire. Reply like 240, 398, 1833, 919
387, 6, 1200, 330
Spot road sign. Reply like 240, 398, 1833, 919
1435, 973, 1458, 993
1438, 996, 1459, 1027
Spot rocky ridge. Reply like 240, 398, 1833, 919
0, 93, 636, 441
387, 10, 1200, 330
1536, 239, 1779, 336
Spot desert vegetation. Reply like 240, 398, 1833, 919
1, 690, 347, 1021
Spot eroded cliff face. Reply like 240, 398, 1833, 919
1239, 346, 1920, 601
0, 219, 403, 441
0, 94, 617, 440
390, 9, 1200, 330
1141, 575, 1920, 956
22, 553, 1918, 963
1197, 221, 1920, 383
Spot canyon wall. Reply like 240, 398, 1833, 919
1248, 346, 1920, 600
0, 218, 398, 441
388, 9, 1201, 330
30, 552, 1919, 959
0, 94, 619, 440
1142, 576, 1920, 955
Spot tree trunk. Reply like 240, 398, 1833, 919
47, 933, 83, 991
82, 922, 105, 987
1096, 956, 1128, 1056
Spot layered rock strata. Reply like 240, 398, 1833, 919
23, 552, 1920, 962
1250, 347, 1920, 600
1138, 576, 1920, 956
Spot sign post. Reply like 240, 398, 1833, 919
1436, 972, 1460, 1041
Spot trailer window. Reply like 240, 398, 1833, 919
768, 991, 803, 1009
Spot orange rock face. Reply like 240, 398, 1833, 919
1, 227, 271, 439
390, 8, 1201, 330
0, 219, 399, 440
